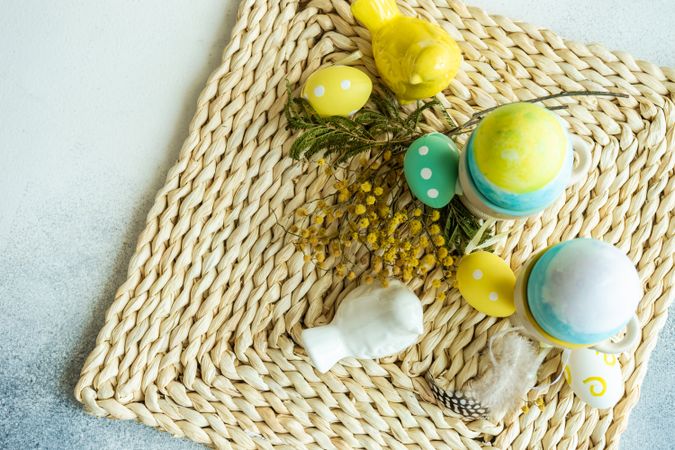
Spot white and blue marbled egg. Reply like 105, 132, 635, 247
404, 133, 460, 209
527, 239, 642, 345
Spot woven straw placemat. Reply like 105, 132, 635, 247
75, 0, 675, 448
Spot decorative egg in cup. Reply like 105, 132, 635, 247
302, 65, 372, 117
460, 102, 591, 218
525, 239, 642, 351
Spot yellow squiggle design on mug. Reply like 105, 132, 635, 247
595, 351, 617, 366
583, 376, 607, 397
564, 366, 572, 384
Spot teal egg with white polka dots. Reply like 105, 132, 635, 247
404, 133, 459, 208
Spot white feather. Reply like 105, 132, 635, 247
463, 331, 546, 419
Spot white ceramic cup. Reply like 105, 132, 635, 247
510, 251, 640, 354
456, 133, 592, 221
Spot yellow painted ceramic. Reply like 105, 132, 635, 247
302, 65, 372, 117
351, 0, 462, 103
456, 251, 516, 317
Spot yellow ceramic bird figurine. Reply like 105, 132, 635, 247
351, 0, 462, 103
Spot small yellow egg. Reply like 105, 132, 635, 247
302, 65, 372, 117
456, 251, 516, 317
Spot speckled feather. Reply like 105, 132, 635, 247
428, 332, 546, 420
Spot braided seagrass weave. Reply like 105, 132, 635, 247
75, 0, 675, 448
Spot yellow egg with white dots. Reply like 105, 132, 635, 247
302, 65, 372, 117
456, 251, 516, 317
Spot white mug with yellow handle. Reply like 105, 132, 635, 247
511, 239, 642, 354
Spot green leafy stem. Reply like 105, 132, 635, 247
285, 85, 628, 163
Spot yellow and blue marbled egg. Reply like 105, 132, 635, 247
403, 133, 459, 208
527, 239, 642, 345
302, 65, 372, 117
564, 348, 624, 409
467, 102, 572, 212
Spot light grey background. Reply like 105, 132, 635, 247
0, 1, 673, 449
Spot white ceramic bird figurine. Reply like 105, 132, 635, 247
301, 280, 424, 373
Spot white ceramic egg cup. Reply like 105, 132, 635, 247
510, 252, 640, 354
456, 132, 592, 221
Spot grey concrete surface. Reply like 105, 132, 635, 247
0, 1, 673, 449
